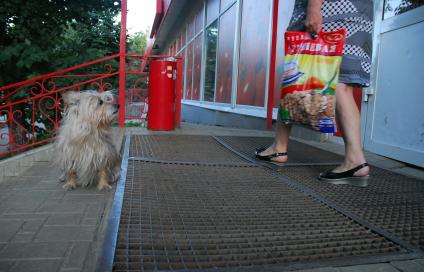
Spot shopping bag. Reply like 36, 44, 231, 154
279, 29, 346, 133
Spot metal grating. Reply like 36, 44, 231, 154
113, 161, 402, 271
277, 165, 424, 250
130, 135, 247, 163
216, 136, 343, 165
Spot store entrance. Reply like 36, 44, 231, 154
363, 0, 424, 167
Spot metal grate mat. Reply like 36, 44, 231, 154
276, 165, 424, 250
215, 136, 343, 165
113, 161, 403, 271
130, 135, 247, 163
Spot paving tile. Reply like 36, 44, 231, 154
0, 181, 14, 189
36, 201, 86, 213
64, 187, 112, 195
45, 214, 82, 226
294, 267, 339, 272
391, 260, 424, 272
61, 194, 108, 204
61, 242, 91, 270
33, 153, 52, 163
10, 233, 34, 243
0, 166, 5, 182
20, 219, 45, 233
0, 180, 30, 190
0, 221, 23, 243
0, 214, 47, 221
9, 260, 62, 272
0, 261, 15, 272
19, 156, 34, 168
3, 162, 19, 177
338, 263, 400, 272
20, 166, 60, 178
0, 242, 69, 259
84, 203, 105, 218
43, 190, 66, 201
2, 191, 50, 213
80, 218, 99, 226
34, 226, 96, 242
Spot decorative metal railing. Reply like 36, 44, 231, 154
0, 54, 182, 158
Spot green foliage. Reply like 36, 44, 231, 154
51, 10, 120, 71
0, 0, 121, 86
127, 29, 149, 54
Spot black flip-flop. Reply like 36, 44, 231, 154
255, 147, 287, 162
318, 163, 370, 187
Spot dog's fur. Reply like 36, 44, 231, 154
56, 90, 120, 190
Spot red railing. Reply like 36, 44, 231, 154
0, 54, 183, 158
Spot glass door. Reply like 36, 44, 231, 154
363, 0, 424, 167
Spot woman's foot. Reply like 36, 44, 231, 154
318, 162, 370, 187
328, 161, 370, 177
255, 144, 288, 163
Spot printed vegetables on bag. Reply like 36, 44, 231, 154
279, 29, 346, 133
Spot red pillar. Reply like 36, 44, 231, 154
267, 0, 279, 129
118, 0, 128, 127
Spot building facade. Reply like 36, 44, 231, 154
148, 0, 424, 168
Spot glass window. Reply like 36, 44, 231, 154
237, 0, 271, 107
221, 0, 236, 12
216, 4, 236, 104
177, 49, 185, 79
192, 35, 203, 101
188, 20, 195, 41
384, 0, 423, 19
207, 0, 220, 25
195, 8, 204, 35
204, 20, 219, 102
177, 49, 185, 98
180, 27, 186, 49
185, 42, 194, 100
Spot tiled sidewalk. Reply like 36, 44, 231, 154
0, 162, 115, 272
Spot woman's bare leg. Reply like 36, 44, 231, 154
259, 83, 369, 174
257, 117, 292, 163
332, 83, 369, 176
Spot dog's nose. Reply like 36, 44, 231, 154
116, 104, 120, 109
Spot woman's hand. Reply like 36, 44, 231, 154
305, 0, 323, 37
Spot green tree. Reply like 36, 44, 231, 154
127, 29, 149, 54
0, 0, 120, 86
50, 10, 120, 72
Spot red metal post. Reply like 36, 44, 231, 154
175, 58, 183, 128
118, 0, 128, 127
267, 0, 279, 129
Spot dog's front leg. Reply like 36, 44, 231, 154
97, 167, 112, 191
63, 171, 77, 190
112, 163, 121, 183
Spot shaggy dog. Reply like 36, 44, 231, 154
56, 90, 120, 190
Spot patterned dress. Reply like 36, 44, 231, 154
288, 0, 373, 87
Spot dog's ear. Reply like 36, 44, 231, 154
62, 91, 80, 106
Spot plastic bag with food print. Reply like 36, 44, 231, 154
279, 29, 346, 133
